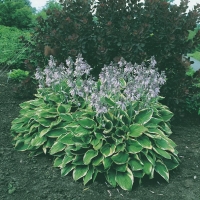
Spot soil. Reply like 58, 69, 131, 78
0, 72, 200, 200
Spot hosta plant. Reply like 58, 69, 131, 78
11, 55, 179, 191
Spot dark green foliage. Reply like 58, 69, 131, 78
0, 0, 34, 29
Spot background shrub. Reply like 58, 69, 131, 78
0, 25, 31, 69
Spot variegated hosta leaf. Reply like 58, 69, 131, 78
103, 157, 113, 169
137, 135, 152, 149
129, 124, 148, 137
100, 143, 116, 157
153, 147, 171, 159
92, 153, 104, 166
158, 109, 173, 122
155, 160, 169, 182
134, 109, 153, 124
83, 150, 98, 165
143, 158, 153, 175
106, 169, 117, 187
159, 122, 172, 135
61, 164, 75, 176
46, 128, 67, 138
49, 141, 66, 155
162, 155, 179, 170
111, 151, 129, 164
15, 140, 30, 151
53, 157, 63, 168
144, 117, 163, 128
78, 117, 96, 129
154, 138, 174, 152
129, 159, 143, 171
31, 135, 47, 147
83, 166, 94, 185
59, 113, 73, 123
126, 139, 143, 154
73, 165, 89, 181
115, 168, 134, 191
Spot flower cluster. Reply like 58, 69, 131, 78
35, 54, 166, 115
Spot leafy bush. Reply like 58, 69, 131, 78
0, 25, 31, 68
7, 69, 29, 82
11, 56, 179, 191
0, 0, 34, 29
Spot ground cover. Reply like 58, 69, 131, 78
0, 72, 200, 200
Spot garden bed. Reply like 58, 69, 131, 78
0, 72, 200, 200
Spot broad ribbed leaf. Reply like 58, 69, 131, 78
127, 139, 143, 154
15, 140, 29, 151
155, 160, 169, 182
72, 155, 84, 165
133, 170, 144, 178
115, 143, 125, 153
103, 119, 113, 134
92, 154, 104, 166
134, 109, 153, 124
129, 159, 143, 171
61, 164, 75, 176
78, 118, 96, 129
39, 127, 51, 137
163, 156, 179, 170
137, 135, 152, 149
144, 117, 163, 127
153, 147, 171, 159
58, 132, 74, 145
101, 143, 116, 157
148, 127, 165, 136
106, 169, 117, 187
31, 135, 46, 146
53, 157, 63, 167
103, 157, 113, 169
73, 165, 89, 181
61, 155, 74, 167
46, 128, 67, 138
74, 126, 90, 137
50, 142, 65, 155
114, 164, 127, 172
59, 113, 73, 123
39, 110, 58, 118
159, 122, 172, 135
115, 168, 133, 191
143, 159, 152, 175
36, 118, 52, 127
154, 138, 174, 152
129, 124, 148, 137
111, 152, 129, 164
12, 117, 29, 124
83, 150, 98, 165
57, 105, 66, 113
158, 109, 173, 122
83, 166, 94, 185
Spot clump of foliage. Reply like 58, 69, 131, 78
0, 0, 35, 29
7, 69, 29, 82
0, 25, 30, 68
11, 55, 179, 191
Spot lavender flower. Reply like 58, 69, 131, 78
34, 54, 166, 115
